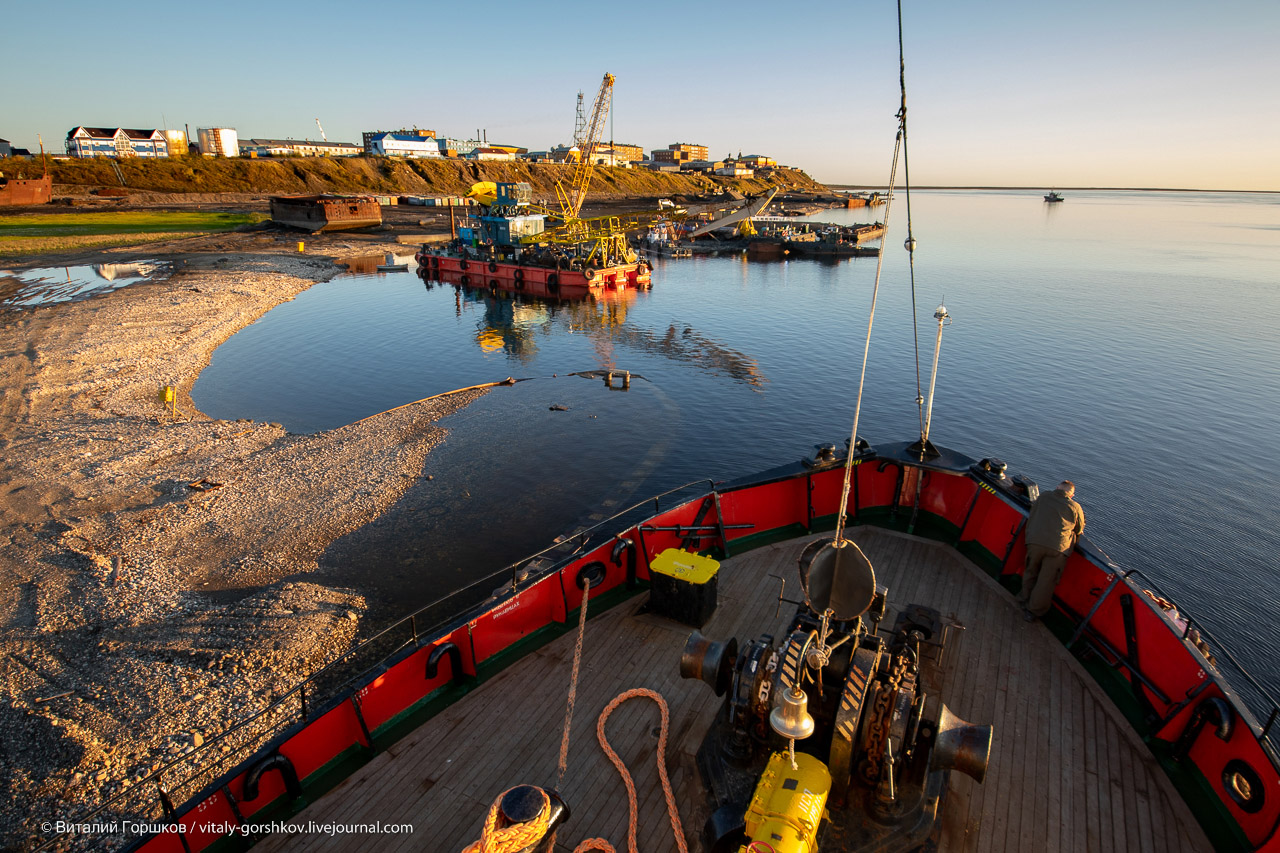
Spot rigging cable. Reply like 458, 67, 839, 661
834, 113, 904, 544
898, 0, 926, 443
834, 0, 918, 544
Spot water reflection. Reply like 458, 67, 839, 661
439, 275, 764, 386
0, 259, 170, 308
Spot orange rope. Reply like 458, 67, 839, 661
460, 786, 550, 853
557, 581, 592, 789
572, 689, 689, 853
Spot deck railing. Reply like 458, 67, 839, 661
28, 447, 1280, 852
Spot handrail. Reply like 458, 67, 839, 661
32, 477, 717, 851
1119, 568, 1280, 749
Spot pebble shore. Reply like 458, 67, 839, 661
0, 226, 483, 850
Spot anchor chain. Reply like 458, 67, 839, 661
858, 651, 912, 785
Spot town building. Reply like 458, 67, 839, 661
65, 127, 169, 158
464, 147, 516, 161
363, 129, 436, 156
367, 132, 441, 158
652, 142, 709, 164
715, 163, 755, 177
681, 159, 726, 174
739, 154, 777, 169
0, 139, 10, 158
197, 128, 238, 157
436, 138, 480, 158
585, 141, 644, 164
486, 144, 529, 156
240, 138, 360, 157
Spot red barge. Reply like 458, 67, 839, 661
414, 181, 652, 298
414, 250, 650, 298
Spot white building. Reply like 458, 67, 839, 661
197, 127, 239, 157
368, 132, 441, 158
465, 147, 516, 162
240, 138, 361, 158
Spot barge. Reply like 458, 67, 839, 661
414, 182, 651, 296
268, 195, 382, 233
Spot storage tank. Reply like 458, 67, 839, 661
162, 130, 187, 157
197, 127, 239, 158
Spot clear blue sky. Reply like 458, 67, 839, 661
5, 0, 1278, 191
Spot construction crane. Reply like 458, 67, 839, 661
315, 118, 328, 143
553, 73, 614, 222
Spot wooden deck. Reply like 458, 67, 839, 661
254, 528, 1212, 852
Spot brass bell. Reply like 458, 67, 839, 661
770, 686, 815, 741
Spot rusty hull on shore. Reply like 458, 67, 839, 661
269, 195, 382, 233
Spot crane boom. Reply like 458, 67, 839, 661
556, 73, 614, 220
315, 119, 328, 143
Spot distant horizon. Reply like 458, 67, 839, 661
828, 185, 1280, 194
4, 0, 1277, 192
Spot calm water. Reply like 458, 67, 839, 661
193, 190, 1280, 708
0, 260, 170, 308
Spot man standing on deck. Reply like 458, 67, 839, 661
1019, 480, 1086, 622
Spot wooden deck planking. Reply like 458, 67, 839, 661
253, 528, 1212, 852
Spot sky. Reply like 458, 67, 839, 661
4, 0, 1279, 191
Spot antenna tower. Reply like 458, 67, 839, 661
573, 91, 587, 147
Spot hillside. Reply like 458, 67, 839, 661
0, 155, 831, 201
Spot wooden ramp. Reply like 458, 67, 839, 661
253, 529, 1211, 852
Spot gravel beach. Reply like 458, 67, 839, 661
0, 215, 481, 850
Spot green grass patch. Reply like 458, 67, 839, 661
0, 210, 260, 238
0, 211, 265, 257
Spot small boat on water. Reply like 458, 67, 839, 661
1045, 190, 1065, 203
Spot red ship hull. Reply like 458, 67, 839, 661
415, 250, 650, 299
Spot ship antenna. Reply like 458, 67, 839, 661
832, 0, 910, 546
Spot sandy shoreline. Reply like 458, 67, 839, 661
0, 217, 484, 849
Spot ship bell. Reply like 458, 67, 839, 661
770, 686, 816, 741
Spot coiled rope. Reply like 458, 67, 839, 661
463, 575, 688, 853
460, 786, 551, 853
573, 688, 688, 853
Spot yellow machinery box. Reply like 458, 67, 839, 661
649, 548, 720, 627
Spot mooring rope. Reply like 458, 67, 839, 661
556, 580, 593, 790
572, 689, 688, 853
461, 786, 552, 853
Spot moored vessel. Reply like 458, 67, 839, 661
414, 181, 652, 297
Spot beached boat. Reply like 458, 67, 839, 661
0, 173, 52, 206
414, 182, 651, 297
269, 195, 382, 233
